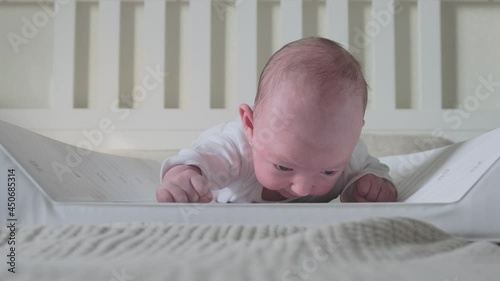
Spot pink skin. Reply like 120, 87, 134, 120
240, 82, 397, 202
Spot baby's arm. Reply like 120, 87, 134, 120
339, 140, 397, 202
157, 124, 242, 203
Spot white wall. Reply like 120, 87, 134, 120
1, 0, 499, 111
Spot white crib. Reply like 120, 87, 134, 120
0, 0, 499, 151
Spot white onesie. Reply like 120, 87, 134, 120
160, 118, 392, 203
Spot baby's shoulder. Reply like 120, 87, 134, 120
219, 118, 249, 147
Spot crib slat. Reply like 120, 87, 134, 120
190, 0, 211, 110
237, 0, 257, 106
53, 1, 76, 110
419, 0, 442, 110
372, 0, 396, 110
4, 109, 499, 133
281, 0, 302, 45
326, 0, 349, 48
98, 0, 121, 111
142, 0, 166, 110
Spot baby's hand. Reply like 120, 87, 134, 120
349, 174, 397, 202
156, 165, 213, 203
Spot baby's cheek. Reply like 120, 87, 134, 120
255, 167, 286, 190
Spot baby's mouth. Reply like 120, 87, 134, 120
279, 188, 300, 198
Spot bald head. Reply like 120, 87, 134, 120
254, 37, 367, 118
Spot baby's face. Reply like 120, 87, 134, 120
244, 83, 364, 199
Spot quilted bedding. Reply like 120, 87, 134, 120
1, 217, 499, 281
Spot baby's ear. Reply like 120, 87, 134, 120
239, 104, 254, 140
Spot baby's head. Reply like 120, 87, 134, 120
239, 37, 367, 200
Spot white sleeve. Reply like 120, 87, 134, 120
160, 126, 243, 191
338, 140, 393, 202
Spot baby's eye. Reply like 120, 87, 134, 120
274, 164, 293, 171
322, 171, 336, 176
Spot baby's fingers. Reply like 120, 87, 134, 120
156, 188, 175, 202
168, 184, 192, 202
353, 176, 380, 202
365, 182, 382, 202
354, 180, 371, 198
190, 175, 212, 203
169, 175, 200, 203
378, 182, 397, 202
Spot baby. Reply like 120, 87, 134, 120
156, 37, 397, 203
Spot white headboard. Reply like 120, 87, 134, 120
1, 0, 499, 150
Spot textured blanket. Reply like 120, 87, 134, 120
1, 217, 499, 281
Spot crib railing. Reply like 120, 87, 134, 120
1, 0, 499, 150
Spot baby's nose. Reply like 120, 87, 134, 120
291, 177, 314, 196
